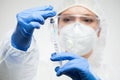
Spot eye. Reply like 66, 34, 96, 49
80, 17, 94, 24
60, 16, 75, 23
63, 18, 71, 22
84, 18, 93, 22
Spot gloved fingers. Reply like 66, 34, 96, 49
39, 10, 56, 19
18, 21, 41, 35
28, 14, 45, 25
55, 59, 89, 76
50, 52, 80, 61
55, 66, 61, 76
31, 10, 56, 23
19, 10, 56, 24
29, 22, 41, 29
62, 59, 89, 71
55, 61, 75, 76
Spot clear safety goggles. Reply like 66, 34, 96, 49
50, 14, 100, 28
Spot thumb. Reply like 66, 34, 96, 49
23, 22, 41, 35
29, 21, 41, 29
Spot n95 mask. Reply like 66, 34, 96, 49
59, 22, 98, 56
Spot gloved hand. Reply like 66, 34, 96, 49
11, 5, 56, 51
51, 52, 100, 80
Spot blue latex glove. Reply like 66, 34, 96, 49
11, 5, 56, 51
51, 52, 100, 80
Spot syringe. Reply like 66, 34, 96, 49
50, 18, 62, 66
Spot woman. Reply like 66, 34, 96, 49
0, 0, 107, 80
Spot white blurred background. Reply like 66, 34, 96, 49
0, 0, 120, 79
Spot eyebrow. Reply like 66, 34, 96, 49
82, 14, 98, 18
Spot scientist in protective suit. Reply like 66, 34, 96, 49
0, 0, 108, 80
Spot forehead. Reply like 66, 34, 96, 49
60, 6, 97, 16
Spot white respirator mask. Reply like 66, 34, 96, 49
58, 22, 98, 56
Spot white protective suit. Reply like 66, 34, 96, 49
0, 0, 109, 80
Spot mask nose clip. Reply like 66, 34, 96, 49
73, 22, 82, 34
